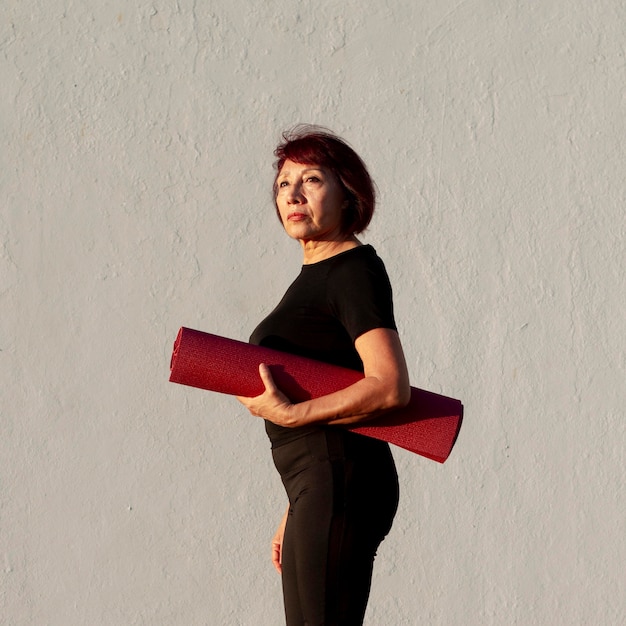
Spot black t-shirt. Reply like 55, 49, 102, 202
249, 244, 397, 445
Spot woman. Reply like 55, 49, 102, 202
237, 126, 410, 625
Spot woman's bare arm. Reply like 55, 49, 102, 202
236, 327, 411, 427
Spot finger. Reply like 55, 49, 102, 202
258, 363, 277, 392
272, 545, 282, 574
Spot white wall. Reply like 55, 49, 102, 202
2, 1, 625, 624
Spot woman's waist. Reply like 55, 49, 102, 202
266, 420, 391, 461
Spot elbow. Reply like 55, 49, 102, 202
396, 383, 412, 409
383, 381, 412, 411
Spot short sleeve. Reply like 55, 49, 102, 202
327, 247, 397, 342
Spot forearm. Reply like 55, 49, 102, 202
281, 375, 410, 427
287, 328, 411, 426
237, 328, 411, 429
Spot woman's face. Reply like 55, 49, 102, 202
275, 160, 347, 243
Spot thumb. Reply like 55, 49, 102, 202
258, 363, 277, 392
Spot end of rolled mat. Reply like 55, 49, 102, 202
448, 404, 464, 459
169, 327, 185, 373
426, 406, 463, 463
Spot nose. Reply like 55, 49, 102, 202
286, 183, 304, 204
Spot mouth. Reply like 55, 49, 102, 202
287, 212, 308, 222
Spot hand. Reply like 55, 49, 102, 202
236, 364, 296, 426
271, 508, 289, 574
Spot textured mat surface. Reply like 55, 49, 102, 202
169, 327, 463, 463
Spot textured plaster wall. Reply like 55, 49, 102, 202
2, 1, 625, 624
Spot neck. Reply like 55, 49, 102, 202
300, 236, 362, 265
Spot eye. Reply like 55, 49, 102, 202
278, 180, 289, 188
305, 176, 321, 183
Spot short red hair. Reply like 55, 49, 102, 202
273, 125, 376, 235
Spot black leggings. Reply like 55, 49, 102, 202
271, 428, 399, 626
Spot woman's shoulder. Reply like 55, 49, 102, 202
326, 244, 388, 279
326, 244, 397, 336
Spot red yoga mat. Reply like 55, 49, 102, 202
169, 327, 462, 463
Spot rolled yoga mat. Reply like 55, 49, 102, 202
169, 327, 463, 463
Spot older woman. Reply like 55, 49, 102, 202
237, 126, 410, 625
